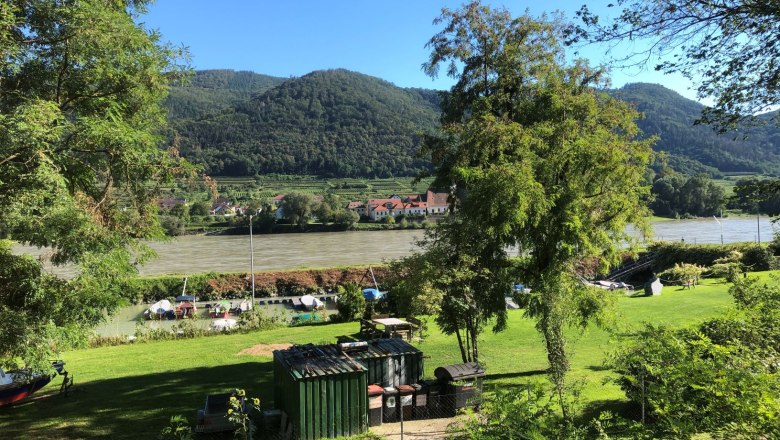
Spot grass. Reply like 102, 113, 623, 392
1, 274, 762, 439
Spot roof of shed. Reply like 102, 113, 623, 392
274, 339, 421, 380
434, 362, 485, 381
274, 344, 365, 379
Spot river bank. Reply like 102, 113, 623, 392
12, 216, 778, 279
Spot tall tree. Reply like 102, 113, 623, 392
280, 192, 315, 228
571, 0, 780, 131
0, 0, 187, 369
423, 1, 653, 414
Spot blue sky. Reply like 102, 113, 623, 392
139, 1, 700, 102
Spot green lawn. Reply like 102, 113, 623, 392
0, 275, 755, 439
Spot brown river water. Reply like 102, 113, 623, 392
12, 217, 776, 279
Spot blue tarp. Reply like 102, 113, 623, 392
175, 295, 196, 302
362, 288, 385, 301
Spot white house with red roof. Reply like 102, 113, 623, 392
348, 190, 449, 221
425, 190, 449, 214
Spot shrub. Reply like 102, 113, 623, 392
649, 242, 772, 273
336, 282, 365, 322
709, 251, 743, 280
237, 308, 284, 331
613, 277, 780, 437
658, 263, 706, 286
157, 415, 192, 440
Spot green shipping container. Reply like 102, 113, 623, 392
352, 338, 424, 387
273, 345, 368, 440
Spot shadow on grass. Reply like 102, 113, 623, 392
484, 369, 548, 381
580, 398, 641, 422
585, 364, 612, 372
0, 361, 274, 440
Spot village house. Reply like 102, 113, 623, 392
425, 190, 449, 214
347, 189, 449, 221
209, 196, 234, 215
156, 196, 186, 211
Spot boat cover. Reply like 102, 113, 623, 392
362, 288, 385, 301
300, 294, 324, 309
148, 300, 173, 314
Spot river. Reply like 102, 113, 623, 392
12, 217, 778, 278
14, 217, 776, 337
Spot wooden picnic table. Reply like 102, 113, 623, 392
372, 318, 412, 340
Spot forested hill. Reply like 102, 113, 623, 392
611, 83, 780, 175
166, 70, 286, 120
167, 71, 780, 178
172, 69, 440, 177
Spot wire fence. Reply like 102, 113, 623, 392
253, 390, 479, 440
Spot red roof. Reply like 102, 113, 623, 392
425, 190, 449, 207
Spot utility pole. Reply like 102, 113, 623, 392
249, 214, 255, 306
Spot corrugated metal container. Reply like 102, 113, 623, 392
273, 345, 368, 440
351, 339, 424, 387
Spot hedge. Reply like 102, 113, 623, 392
649, 242, 774, 273
120, 267, 389, 304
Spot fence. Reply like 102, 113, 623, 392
250, 390, 478, 440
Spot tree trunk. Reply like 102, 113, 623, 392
464, 325, 472, 363
455, 325, 468, 363
542, 310, 570, 420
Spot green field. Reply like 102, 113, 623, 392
0, 275, 757, 439
206, 175, 437, 202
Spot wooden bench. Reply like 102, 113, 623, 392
407, 317, 423, 341
359, 319, 381, 339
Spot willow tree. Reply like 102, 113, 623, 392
0, 1, 188, 370
423, 2, 653, 413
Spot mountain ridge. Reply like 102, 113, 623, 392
166, 69, 780, 178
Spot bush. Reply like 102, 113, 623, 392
658, 263, 706, 286
237, 308, 284, 331
649, 242, 772, 273
336, 282, 365, 322
158, 415, 192, 440
613, 277, 780, 437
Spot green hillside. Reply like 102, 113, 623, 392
166, 69, 286, 120
612, 83, 780, 175
166, 70, 780, 179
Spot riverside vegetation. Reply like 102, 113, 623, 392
0, 273, 756, 439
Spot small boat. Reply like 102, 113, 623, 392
174, 278, 197, 319
144, 299, 174, 320
0, 361, 64, 407
209, 300, 230, 318
175, 300, 196, 319
210, 318, 237, 332
299, 294, 324, 311
236, 299, 252, 314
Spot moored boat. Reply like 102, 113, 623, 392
209, 300, 230, 318
235, 299, 253, 314
175, 298, 197, 319
299, 294, 324, 311
0, 362, 61, 407
144, 299, 174, 320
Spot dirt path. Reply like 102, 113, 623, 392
237, 343, 292, 356
371, 416, 465, 439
